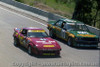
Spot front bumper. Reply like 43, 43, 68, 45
75, 41, 98, 47
38, 49, 60, 56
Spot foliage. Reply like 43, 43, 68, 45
16, 0, 75, 18
72, 0, 100, 29
16, 0, 100, 29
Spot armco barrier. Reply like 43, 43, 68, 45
0, 0, 100, 40
0, 0, 63, 20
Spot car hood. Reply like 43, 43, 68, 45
69, 31, 98, 38
29, 37, 61, 49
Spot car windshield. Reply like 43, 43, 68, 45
65, 23, 89, 31
27, 32, 48, 37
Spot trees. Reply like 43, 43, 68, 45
72, 0, 100, 28
72, 0, 93, 25
16, 0, 100, 28
95, 0, 100, 28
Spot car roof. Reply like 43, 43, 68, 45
60, 18, 84, 24
23, 27, 44, 30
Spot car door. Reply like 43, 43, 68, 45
61, 29, 66, 39
60, 21, 66, 39
60, 22, 71, 40
18, 29, 27, 46
55, 20, 63, 37
63, 23, 72, 40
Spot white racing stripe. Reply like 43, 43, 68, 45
0, 6, 47, 27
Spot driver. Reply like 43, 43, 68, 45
61, 21, 66, 29
61, 21, 66, 38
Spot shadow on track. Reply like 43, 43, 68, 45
13, 43, 61, 58
53, 37, 100, 50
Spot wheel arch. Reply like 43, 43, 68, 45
28, 42, 34, 48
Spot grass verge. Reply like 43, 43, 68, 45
15, 0, 75, 18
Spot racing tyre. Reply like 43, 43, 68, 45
28, 46, 33, 55
49, 30, 55, 38
67, 37, 73, 46
14, 37, 19, 47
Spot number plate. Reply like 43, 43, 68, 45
43, 53, 55, 55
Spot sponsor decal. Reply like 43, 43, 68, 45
43, 45, 55, 47
15, 33, 18, 36
40, 38, 47, 41
77, 31, 96, 37
28, 30, 45, 32
77, 34, 96, 37
36, 41, 56, 44
77, 31, 89, 34
69, 33, 75, 38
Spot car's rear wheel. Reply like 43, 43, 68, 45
14, 37, 19, 47
28, 46, 33, 55
49, 29, 55, 38
67, 37, 73, 46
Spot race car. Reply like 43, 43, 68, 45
13, 27, 61, 56
47, 18, 99, 48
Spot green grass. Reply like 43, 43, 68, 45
43, 0, 75, 13
16, 0, 75, 18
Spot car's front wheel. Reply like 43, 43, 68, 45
28, 46, 33, 55
67, 37, 73, 46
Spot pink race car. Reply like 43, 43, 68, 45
13, 27, 61, 56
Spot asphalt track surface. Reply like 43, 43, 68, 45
0, 5, 100, 67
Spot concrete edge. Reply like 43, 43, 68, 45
13, 0, 66, 20
0, 1, 49, 22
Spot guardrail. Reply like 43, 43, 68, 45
0, 0, 63, 20
0, 0, 100, 41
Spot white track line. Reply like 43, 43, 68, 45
0, 6, 47, 27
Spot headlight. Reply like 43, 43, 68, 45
36, 44, 38, 47
96, 38, 99, 41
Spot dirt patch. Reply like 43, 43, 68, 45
33, 2, 72, 18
